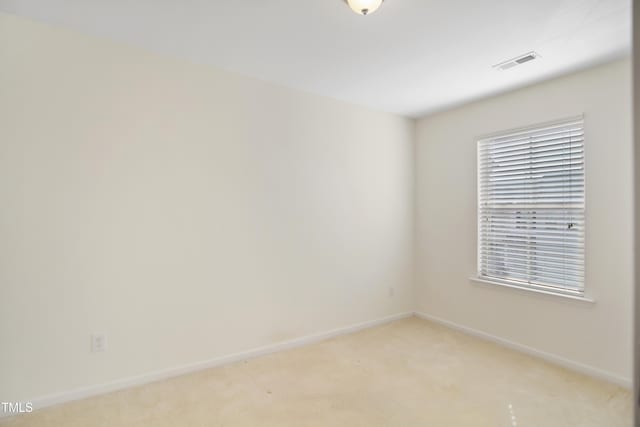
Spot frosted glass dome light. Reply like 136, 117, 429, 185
345, 0, 384, 16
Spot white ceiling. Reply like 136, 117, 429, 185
0, 0, 631, 117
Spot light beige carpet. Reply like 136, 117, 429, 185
1, 317, 631, 426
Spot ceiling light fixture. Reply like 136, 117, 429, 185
344, 0, 384, 16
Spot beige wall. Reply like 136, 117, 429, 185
0, 13, 415, 401
416, 59, 633, 384
633, 1, 639, 421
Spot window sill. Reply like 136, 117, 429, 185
469, 277, 595, 304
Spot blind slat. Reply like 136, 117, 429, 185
479, 243, 584, 258
481, 268, 583, 285
479, 137, 584, 156
480, 255, 585, 271
480, 252, 584, 267
482, 143, 584, 161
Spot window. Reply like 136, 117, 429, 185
477, 117, 585, 296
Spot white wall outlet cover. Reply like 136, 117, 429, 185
91, 334, 107, 353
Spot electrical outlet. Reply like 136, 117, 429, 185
91, 334, 107, 353
388, 287, 395, 297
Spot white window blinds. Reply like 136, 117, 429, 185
478, 117, 585, 295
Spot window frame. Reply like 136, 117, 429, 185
475, 116, 588, 299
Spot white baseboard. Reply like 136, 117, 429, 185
10, 312, 412, 418
414, 311, 631, 389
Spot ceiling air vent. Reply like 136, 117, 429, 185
493, 52, 539, 71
